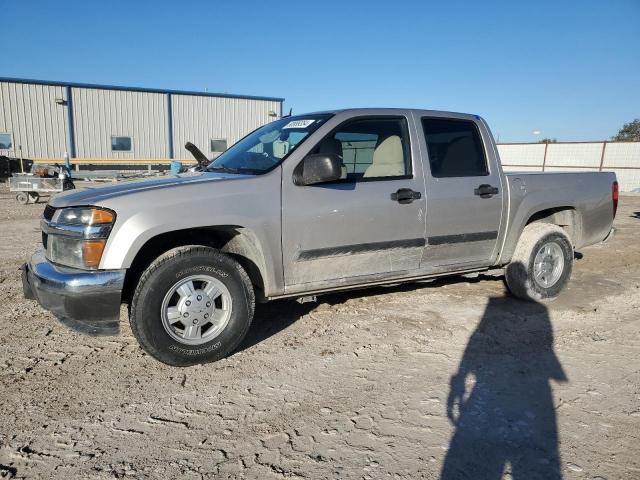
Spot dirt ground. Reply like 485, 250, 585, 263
0, 182, 638, 480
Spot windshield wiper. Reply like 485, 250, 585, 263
207, 165, 263, 175
207, 165, 242, 174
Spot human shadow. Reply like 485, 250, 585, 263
441, 293, 568, 480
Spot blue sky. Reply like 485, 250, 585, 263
2, 0, 639, 142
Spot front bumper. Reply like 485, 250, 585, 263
22, 250, 125, 335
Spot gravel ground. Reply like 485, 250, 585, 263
0, 182, 639, 479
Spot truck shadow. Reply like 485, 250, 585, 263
235, 272, 500, 353
441, 294, 567, 479
632, 211, 640, 219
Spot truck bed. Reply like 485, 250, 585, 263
499, 171, 616, 263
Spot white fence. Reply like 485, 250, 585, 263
497, 141, 640, 192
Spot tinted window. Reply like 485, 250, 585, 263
0, 133, 12, 149
210, 139, 228, 152
111, 136, 132, 151
421, 118, 488, 177
314, 117, 411, 180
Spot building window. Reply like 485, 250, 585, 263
0, 133, 12, 150
211, 139, 228, 153
111, 136, 132, 152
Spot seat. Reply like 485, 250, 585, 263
440, 135, 476, 176
363, 135, 405, 178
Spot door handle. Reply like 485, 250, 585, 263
391, 188, 422, 204
474, 184, 499, 198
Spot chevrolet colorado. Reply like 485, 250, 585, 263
22, 109, 618, 366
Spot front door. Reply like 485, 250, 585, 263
281, 115, 427, 292
417, 115, 504, 267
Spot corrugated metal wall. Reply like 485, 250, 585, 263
0, 81, 69, 159
171, 94, 280, 160
72, 87, 168, 159
498, 142, 640, 191
0, 79, 282, 163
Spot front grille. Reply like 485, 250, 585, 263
43, 204, 55, 221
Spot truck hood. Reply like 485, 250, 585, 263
49, 172, 251, 208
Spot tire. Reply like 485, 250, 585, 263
129, 246, 255, 366
505, 223, 573, 301
15, 192, 28, 205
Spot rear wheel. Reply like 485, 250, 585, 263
129, 246, 255, 366
505, 223, 573, 301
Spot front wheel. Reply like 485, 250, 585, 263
505, 223, 573, 301
129, 246, 255, 366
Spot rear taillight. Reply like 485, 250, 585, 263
612, 181, 619, 219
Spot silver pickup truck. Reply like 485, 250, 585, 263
22, 109, 618, 366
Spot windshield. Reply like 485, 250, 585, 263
206, 114, 332, 174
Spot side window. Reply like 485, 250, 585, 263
111, 135, 132, 152
421, 118, 488, 177
0, 133, 12, 149
313, 117, 411, 181
210, 139, 228, 153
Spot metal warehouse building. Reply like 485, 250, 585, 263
0, 77, 284, 166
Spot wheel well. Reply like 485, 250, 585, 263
525, 206, 582, 246
121, 227, 266, 305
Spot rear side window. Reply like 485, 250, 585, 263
421, 118, 488, 177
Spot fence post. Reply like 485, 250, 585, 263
541, 141, 549, 171
599, 141, 607, 171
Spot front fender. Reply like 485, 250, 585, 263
97, 171, 284, 296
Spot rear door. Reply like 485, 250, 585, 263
417, 115, 504, 267
280, 114, 427, 292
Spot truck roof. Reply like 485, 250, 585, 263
298, 108, 483, 121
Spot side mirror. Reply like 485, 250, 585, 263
293, 153, 342, 186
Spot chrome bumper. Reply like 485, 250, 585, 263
22, 250, 125, 335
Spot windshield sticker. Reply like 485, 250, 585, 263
283, 119, 315, 129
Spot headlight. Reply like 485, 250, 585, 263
45, 207, 115, 269
51, 207, 114, 225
